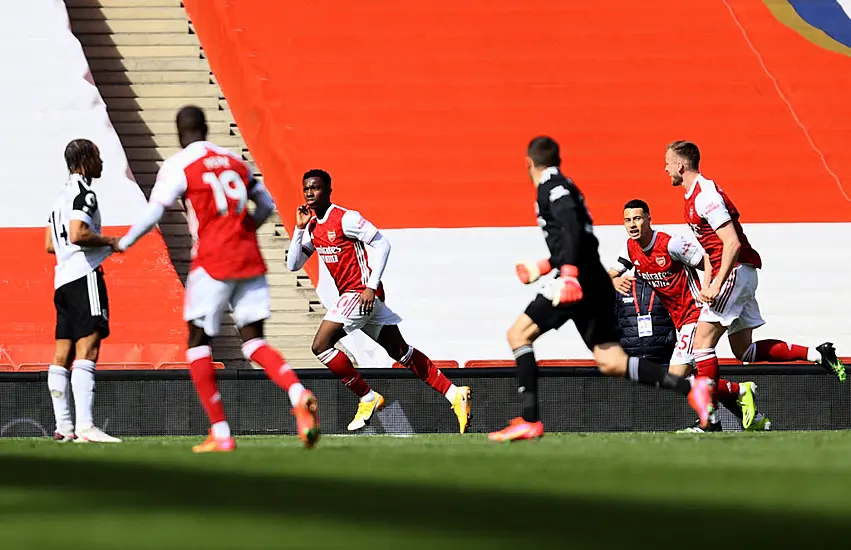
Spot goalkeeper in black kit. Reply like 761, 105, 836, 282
489, 136, 711, 441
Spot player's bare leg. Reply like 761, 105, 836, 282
730, 328, 845, 382
49, 339, 75, 442
240, 321, 318, 448
187, 323, 234, 452
489, 314, 545, 441
376, 324, 471, 433
311, 320, 382, 431
690, 320, 728, 427
71, 332, 120, 443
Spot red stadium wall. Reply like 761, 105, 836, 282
186, 0, 851, 246
0, 228, 186, 369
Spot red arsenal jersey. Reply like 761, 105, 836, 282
683, 175, 761, 280
612, 231, 703, 329
302, 204, 384, 298
150, 141, 266, 281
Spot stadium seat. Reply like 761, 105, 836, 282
157, 362, 226, 370
391, 360, 459, 369
0, 363, 14, 372
464, 359, 596, 368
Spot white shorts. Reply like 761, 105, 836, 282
324, 291, 403, 340
184, 267, 270, 336
699, 264, 765, 335
670, 322, 697, 366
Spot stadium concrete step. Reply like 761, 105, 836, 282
114, 121, 231, 135
120, 133, 241, 148
104, 96, 222, 111
83, 45, 201, 59
88, 57, 210, 72
98, 84, 223, 99
68, 2, 324, 368
70, 19, 189, 34
65, 0, 184, 7
66, 7, 188, 20
94, 71, 213, 85
76, 33, 200, 47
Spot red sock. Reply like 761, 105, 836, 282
401, 347, 452, 394
694, 349, 720, 383
243, 339, 300, 391
716, 378, 740, 399
317, 348, 371, 397
187, 346, 226, 425
694, 348, 720, 407
751, 339, 809, 362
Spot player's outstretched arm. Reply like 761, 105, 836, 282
515, 259, 552, 284
117, 202, 165, 252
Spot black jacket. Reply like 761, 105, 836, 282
615, 277, 676, 365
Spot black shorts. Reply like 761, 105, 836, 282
524, 280, 620, 351
55, 268, 110, 341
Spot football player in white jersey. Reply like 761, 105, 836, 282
45, 139, 121, 443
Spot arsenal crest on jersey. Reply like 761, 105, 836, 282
327, 230, 337, 242
655, 256, 666, 266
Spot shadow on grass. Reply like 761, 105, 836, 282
0, 453, 847, 549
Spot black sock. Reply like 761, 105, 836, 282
718, 394, 743, 419
627, 357, 690, 396
514, 345, 538, 422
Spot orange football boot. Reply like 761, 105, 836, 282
489, 417, 544, 442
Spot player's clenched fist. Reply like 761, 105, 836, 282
515, 258, 552, 284
549, 265, 583, 305
295, 204, 312, 229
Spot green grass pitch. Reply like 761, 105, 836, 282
1, 432, 850, 549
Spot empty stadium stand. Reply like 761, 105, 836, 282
62, 0, 327, 369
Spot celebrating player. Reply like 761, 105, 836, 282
285, 169, 471, 433
665, 140, 845, 428
46, 139, 122, 443
118, 106, 319, 452
609, 199, 770, 432
489, 137, 711, 442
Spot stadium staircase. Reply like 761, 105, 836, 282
64, 0, 326, 368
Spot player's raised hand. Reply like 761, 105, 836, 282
515, 258, 552, 284
359, 288, 376, 315
550, 265, 583, 305
295, 204, 312, 229
612, 275, 634, 295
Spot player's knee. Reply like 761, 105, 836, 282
506, 325, 530, 349
52, 351, 71, 368
76, 345, 99, 363
310, 337, 328, 357
593, 344, 627, 376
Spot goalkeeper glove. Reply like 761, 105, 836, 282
550, 265, 583, 305
515, 258, 553, 284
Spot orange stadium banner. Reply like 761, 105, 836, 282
185, 0, 851, 364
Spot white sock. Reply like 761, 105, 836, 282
360, 389, 376, 403
708, 410, 718, 424
444, 384, 458, 403
807, 347, 821, 362
211, 421, 231, 439
48, 365, 73, 431
71, 360, 96, 430
686, 374, 695, 387
287, 383, 306, 407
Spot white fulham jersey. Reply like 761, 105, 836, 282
48, 174, 111, 289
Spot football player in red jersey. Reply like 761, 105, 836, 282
118, 106, 319, 452
609, 199, 770, 432
666, 140, 845, 428
286, 169, 472, 433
